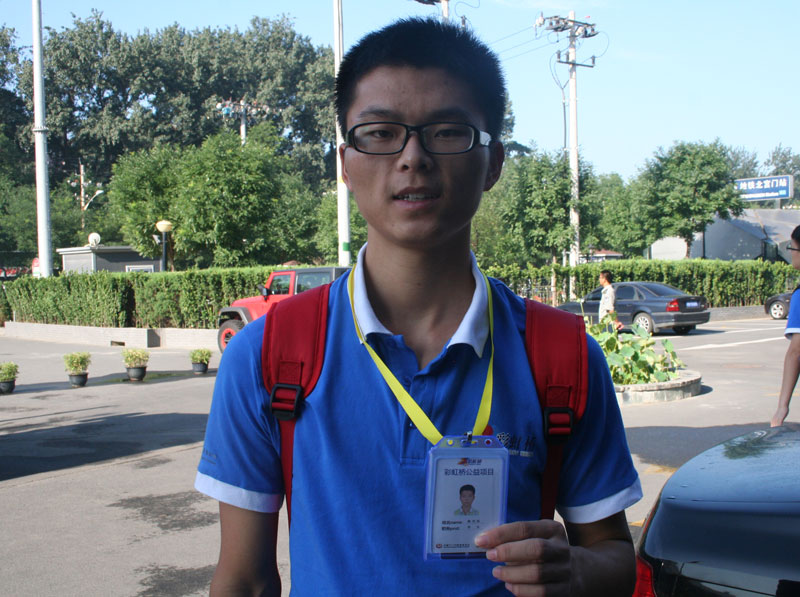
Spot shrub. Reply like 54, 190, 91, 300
63, 352, 91, 375
588, 316, 684, 385
121, 348, 150, 368
0, 361, 19, 382
189, 348, 212, 364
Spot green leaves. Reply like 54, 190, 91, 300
587, 315, 684, 385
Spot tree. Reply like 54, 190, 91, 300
636, 140, 744, 257
724, 145, 760, 181
591, 174, 659, 257
108, 126, 322, 268
764, 144, 800, 205
13, 13, 336, 189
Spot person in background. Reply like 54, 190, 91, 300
598, 270, 622, 331
771, 224, 800, 427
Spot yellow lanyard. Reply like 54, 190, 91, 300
347, 262, 495, 445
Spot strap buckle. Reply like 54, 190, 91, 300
543, 407, 574, 442
269, 383, 303, 421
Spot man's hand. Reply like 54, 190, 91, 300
475, 512, 635, 597
475, 520, 571, 596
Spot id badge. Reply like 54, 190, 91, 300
423, 435, 509, 560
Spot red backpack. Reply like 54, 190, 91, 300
262, 283, 588, 524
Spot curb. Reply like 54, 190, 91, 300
2, 321, 218, 350
616, 369, 702, 405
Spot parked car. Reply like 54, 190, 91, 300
633, 424, 800, 596
765, 291, 792, 320
217, 266, 349, 352
558, 282, 709, 335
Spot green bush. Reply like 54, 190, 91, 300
63, 352, 91, 374
0, 361, 19, 381
2, 259, 794, 330
588, 316, 684, 385
189, 348, 212, 364
122, 348, 150, 368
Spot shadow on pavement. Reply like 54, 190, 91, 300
0, 411, 207, 481
626, 423, 767, 469
9, 369, 218, 394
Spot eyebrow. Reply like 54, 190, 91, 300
353, 106, 480, 126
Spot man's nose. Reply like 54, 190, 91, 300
397, 131, 433, 169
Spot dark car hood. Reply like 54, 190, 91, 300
642, 425, 800, 583
663, 425, 800, 504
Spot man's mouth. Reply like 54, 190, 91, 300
393, 193, 439, 202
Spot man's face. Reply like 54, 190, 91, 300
460, 489, 475, 510
340, 65, 504, 253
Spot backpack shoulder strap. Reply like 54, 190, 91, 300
524, 299, 589, 520
261, 283, 330, 524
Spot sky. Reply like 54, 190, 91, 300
2, 0, 798, 180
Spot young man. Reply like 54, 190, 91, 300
598, 270, 622, 331
771, 225, 800, 427
196, 18, 641, 596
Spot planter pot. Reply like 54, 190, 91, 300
68, 373, 88, 388
0, 380, 15, 394
126, 366, 147, 382
191, 362, 209, 375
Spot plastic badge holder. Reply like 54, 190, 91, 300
423, 435, 509, 560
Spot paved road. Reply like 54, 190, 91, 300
0, 311, 790, 595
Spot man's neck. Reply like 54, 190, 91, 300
361, 239, 476, 370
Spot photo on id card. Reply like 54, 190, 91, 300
423, 436, 508, 560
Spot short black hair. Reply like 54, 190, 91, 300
334, 18, 506, 140
459, 484, 476, 495
792, 225, 800, 244
600, 270, 613, 283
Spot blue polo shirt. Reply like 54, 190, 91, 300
786, 288, 800, 339
196, 256, 641, 595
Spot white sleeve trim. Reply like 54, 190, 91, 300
194, 472, 284, 513
557, 477, 643, 524
785, 327, 800, 339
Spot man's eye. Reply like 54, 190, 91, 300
433, 127, 469, 139
361, 127, 397, 140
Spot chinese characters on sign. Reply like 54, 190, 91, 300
735, 175, 794, 201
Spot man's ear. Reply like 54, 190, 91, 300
483, 142, 505, 192
339, 143, 353, 191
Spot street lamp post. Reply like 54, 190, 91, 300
155, 220, 173, 272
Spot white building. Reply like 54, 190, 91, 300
649, 209, 800, 263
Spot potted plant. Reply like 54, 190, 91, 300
0, 361, 19, 394
189, 348, 212, 375
122, 348, 150, 382
63, 352, 91, 388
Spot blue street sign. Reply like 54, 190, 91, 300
734, 175, 794, 201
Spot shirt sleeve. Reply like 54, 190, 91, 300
555, 335, 642, 523
785, 289, 800, 339
195, 317, 285, 513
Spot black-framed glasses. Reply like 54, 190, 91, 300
788, 247, 800, 252
346, 121, 492, 155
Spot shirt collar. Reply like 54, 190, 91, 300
351, 243, 489, 358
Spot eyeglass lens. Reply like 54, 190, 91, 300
352, 123, 475, 154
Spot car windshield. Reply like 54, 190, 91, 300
637, 282, 685, 297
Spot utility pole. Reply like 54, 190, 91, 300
543, 11, 597, 298
215, 99, 268, 145
32, 0, 52, 277
333, 0, 351, 266
71, 162, 104, 231
413, 0, 449, 20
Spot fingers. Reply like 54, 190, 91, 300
475, 520, 564, 550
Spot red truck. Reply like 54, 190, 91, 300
217, 266, 349, 352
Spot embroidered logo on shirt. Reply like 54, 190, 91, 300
496, 432, 537, 458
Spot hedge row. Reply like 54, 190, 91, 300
3, 267, 276, 329
1, 259, 795, 329
485, 259, 796, 306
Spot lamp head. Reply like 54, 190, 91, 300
155, 220, 173, 233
